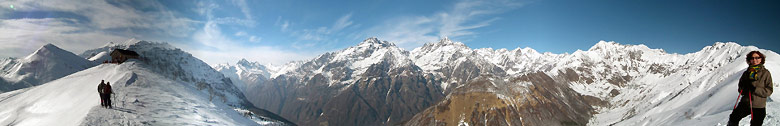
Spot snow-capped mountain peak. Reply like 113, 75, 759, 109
411, 38, 475, 72
120, 38, 142, 46
589, 40, 663, 53
588, 40, 620, 49
515, 47, 540, 55
713, 41, 741, 47
357, 37, 395, 48
273, 37, 416, 87
440, 36, 451, 42
214, 58, 276, 93
245, 38, 444, 126
235, 58, 270, 70
415, 37, 470, 53
701, 42, 743, 52
25, 43, 79, 61
97, 38, 143, 49
237, 58, 252, 66
1, 43, 97, 92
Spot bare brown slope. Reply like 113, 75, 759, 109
404, 72, 594, 126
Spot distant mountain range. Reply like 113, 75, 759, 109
219, 37, 780, 126
2, 37, 776, 125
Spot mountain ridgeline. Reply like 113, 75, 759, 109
0, 40, 295, 125
224, 37, 780, 126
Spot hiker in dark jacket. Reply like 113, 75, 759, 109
97, 80, 106, 108
729, 51, 774, 126
104, 82, 113, 108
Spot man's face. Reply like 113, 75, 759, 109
749, 53, 762, 66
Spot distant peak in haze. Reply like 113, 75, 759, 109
415, 37, 470, 53
358, 37, 395, 47
237, 58, 251, 65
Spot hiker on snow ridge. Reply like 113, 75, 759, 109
97, 80, 106, 107
103, 82, 113, 108
728, 51, 774, 126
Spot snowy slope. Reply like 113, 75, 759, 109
0, 39, 294, 125
0, 62, 273, 125
82, 40, 251, 107
0, 43, 97, 92
600, 45, 780, 126
87, 51, 110, 62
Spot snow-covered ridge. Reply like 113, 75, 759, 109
1, 43, 96, 92
596, 43, 779, 126
1, 39, 293, 125
0, 62, 276, 125
115, 40, 249, 107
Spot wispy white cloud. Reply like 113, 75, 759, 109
331, 13, 354, 32
361, 0, 523, 50
188, 46, 316, 66
281, 21, 290, 32
274, 16, 291, 32
249, 36, 261, 43
0, 0, 524, 66
0, 0, 196, 58
0, 18, 127, 58
1, 0, 197, 37
188, 0, 315, 65
287, 13, 356, 49
230, 0, 253, 20
188, 20, 313, 65
234, 31, 248, 36
197, 1, 255, 27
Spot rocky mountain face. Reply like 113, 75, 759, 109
235, 37, 778, 126
0, 44, 97, 92
410, 37, 506, 93
246, 38, 445, 126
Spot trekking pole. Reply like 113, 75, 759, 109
734, 89, 743, 109
749, 93, 754, 120
112, 90, 117, 108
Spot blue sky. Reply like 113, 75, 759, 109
1, 0, 778, 65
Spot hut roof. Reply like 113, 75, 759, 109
113, 49, 139, 56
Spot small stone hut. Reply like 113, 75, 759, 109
110, 49, 139, 63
